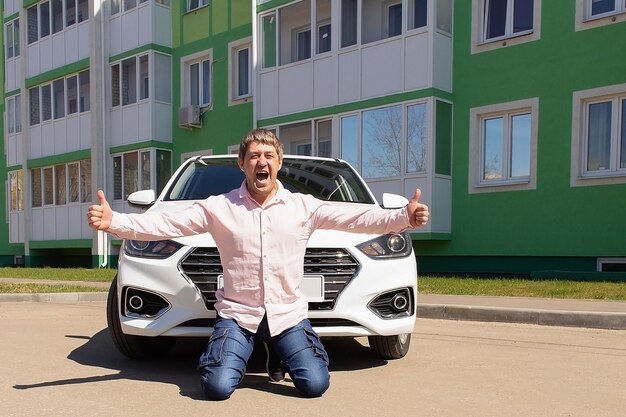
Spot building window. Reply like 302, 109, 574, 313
472, 0, 540, 53
341, 0, 357, 47
482, 0, 534, 41
584, 97, 626, 174
295, 27, 312, 61
275, 119, 333, 157
316, 0, 331, 53
184, 55, 211, 107
387, 2, 403, 38
154, 52, 172, 103
588, 0, 626, 19
28, 70, 90, 125
30, 160, 91, 207
408, 0, 428, 30
230, 42, 251, 101
111, 0, 149, 16
5, 19, 20, 59
6, 95, 22, 134
113, 149, 172, 200
261, 13, 277, 68
187, 0, 209, 12
469, 98, 538, 193
340, 102, 429, 179
28, 0, 89, 42
9, 170, 24, 212
111, 55, 149, 108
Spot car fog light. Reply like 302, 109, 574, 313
387, 234, 407, 253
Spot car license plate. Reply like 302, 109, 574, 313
301, 275, 325, 302
217, 274, 325, 302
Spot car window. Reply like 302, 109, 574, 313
164, 157, 375, 204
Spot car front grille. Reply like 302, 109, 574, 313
179, 247, 359, 311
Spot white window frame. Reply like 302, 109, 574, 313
6, 95, 22, 134
182, 50, 212, 108
5, 18, 20, 60
187, 0, 209, 13
469, 98, 539, 193
471, 0, 542, 54
8, 170, 24, 212
385, 1, 403, 38
575, 0, 626, 31
111, 54, 149, 108
571, 84, 626, 187
28, 70, 90, 125
229, 38, 252, 104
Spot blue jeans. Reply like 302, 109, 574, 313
198, 315, 330, 400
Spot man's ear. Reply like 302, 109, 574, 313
237, 158, 244, 171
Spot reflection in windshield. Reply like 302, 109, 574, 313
164, 157, 374, 204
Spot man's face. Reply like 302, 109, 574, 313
238, 141, 282, 203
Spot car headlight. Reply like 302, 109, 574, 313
356, 232, 412, 258
124, 239, 183, 259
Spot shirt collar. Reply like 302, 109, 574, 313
238, 180, 287, 205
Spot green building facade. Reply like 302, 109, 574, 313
1, 0, 625, 276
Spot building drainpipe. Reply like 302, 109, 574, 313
92, 0, 108, 268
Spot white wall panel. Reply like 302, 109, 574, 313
278, 63, 313, 114
27, 44, 40, 78
52, 34, 65, 68
121, 12, 139, 52
65, 27, 79, 63
43, 207, 56, 240
154, 5, 172, 47
9, 212, 24, 243
80, 113, 91, 149
138, 7, 151, 45
29, 126, 42, 159
137, 102, 151, 140
404, 33, 430, 91
55, 207, 69, 240
431, 176, 451, 233
122, 106, 139, 144
4, 0, 20, 16
259, 72, 277, 118
78, 23, 90, 58
110, 109, 123, 146
110, 17, 122, 56
66, 116, 80, 151
40, 38, 53, 72
337, 50, 360, 103
31, 210, 44, 241
54, 121, 67, 154
433, 33, 452, 92
361, 38, 403, 99
41, 123, 55, 155
154, 102, 172, 141
313, 56, 333, 108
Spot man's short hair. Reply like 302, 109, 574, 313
238, 128, 284, 161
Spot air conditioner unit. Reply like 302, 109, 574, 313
179, 105, 201, 128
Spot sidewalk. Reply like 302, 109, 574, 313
1, 278, 625, 330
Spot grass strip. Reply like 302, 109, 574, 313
419, 276, 626, 301
0, 267, 116, 282
0, 283, 106, 293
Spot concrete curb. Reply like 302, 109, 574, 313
0, 292, 108, 303
417, 303, 626, 330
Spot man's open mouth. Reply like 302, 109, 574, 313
256, 172, 269, 181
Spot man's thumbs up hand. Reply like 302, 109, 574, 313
407, 188, 429, 228
87, 190, 113, 231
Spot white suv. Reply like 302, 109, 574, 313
107, 155, 418, 360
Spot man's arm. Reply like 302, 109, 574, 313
310, 188, 429, 234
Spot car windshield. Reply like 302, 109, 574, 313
164, 157, 375, 204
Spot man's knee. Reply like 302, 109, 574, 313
200, 368, 236, 401
293, 370, 330, 398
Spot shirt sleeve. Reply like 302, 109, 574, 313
309, 200, 412, 234
106, 199, 214, 241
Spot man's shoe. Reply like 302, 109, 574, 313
264, 342, 286, 382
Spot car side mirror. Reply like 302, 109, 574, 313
127, 189, 156, 208
381, 193, 409, 209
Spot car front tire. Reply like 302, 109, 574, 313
368, 333, 411, 359
106, 276, 177, 359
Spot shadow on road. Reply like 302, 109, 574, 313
13, 328, 387, 399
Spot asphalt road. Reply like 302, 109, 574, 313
1, 301, 625, 417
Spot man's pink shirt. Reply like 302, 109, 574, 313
107, 181, 412, 336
